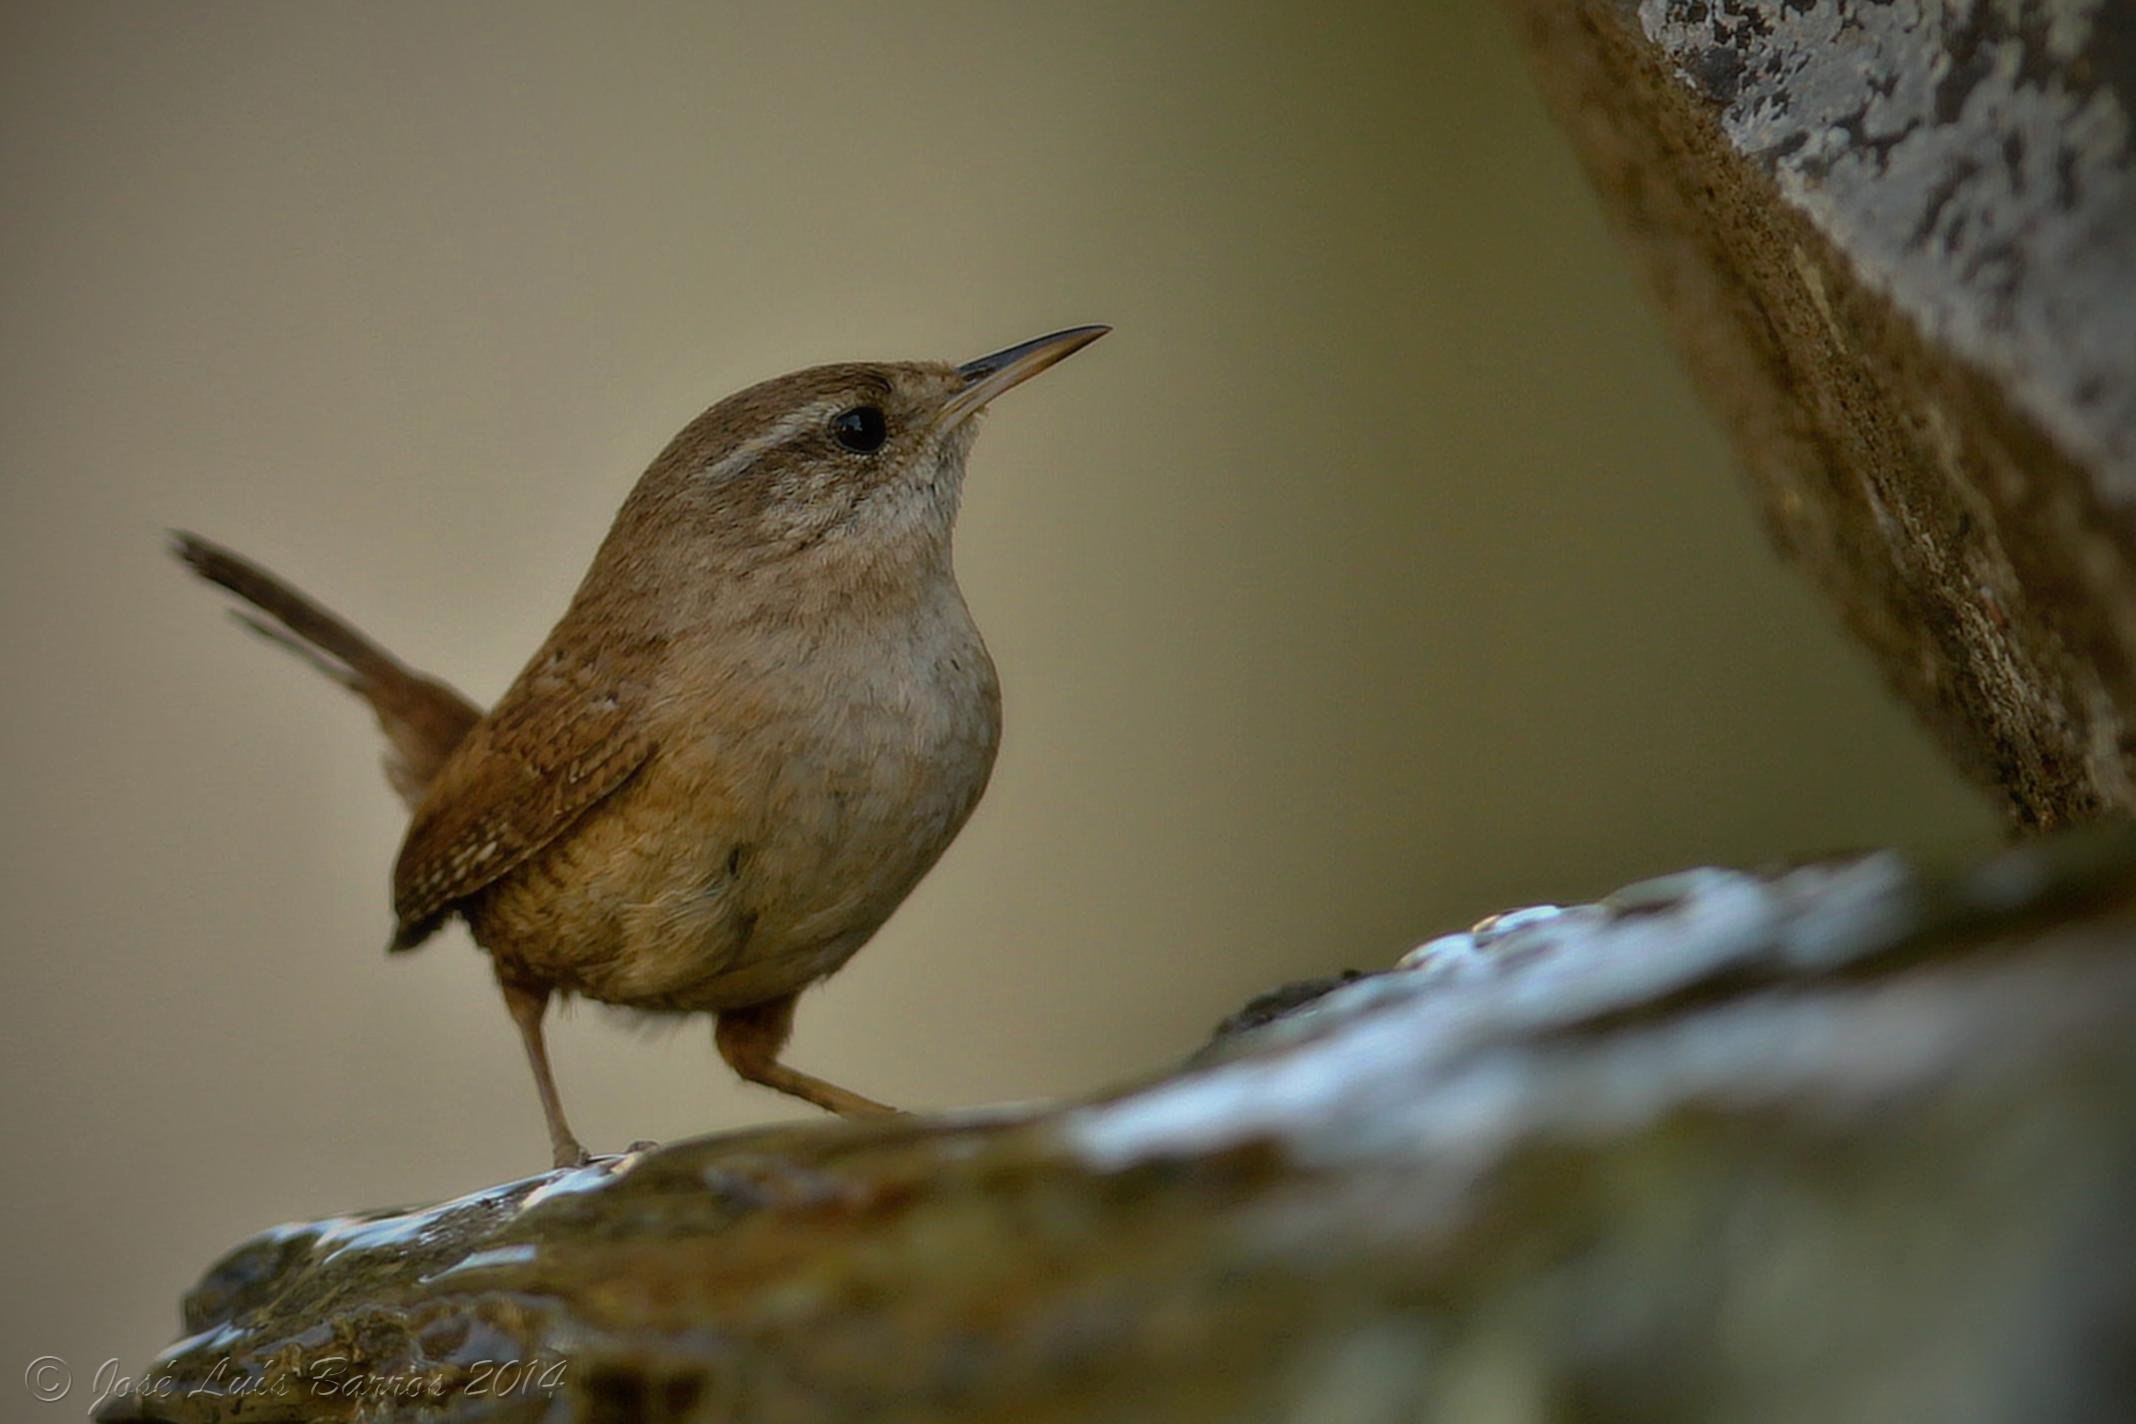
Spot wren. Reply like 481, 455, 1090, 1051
175, 326, 1109, 1167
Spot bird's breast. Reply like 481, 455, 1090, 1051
485, 587, 1002, 1010
732, 596, 1002, 906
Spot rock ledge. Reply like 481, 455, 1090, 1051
103, 834, 2136, 1423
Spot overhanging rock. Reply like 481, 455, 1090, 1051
1503, 0, 2136, 827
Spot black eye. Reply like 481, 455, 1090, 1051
831, 405, 887, 453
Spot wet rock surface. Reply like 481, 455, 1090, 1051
1503, 0, 2136, 828
103, 832, 2136, 1423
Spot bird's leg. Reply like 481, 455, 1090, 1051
714, 993, 901, 1119
498, 975, 591, 1169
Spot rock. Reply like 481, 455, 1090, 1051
1501, 0, 2136, 829
1198, 970, 1367, 1049
100, 832, 2136, 1422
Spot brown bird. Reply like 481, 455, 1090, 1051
175, 326, 1108, 1167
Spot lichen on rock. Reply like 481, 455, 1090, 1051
99, 832, 2136, 1423
1506, 0, 2136, 827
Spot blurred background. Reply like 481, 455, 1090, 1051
0, 0, 1992, 1383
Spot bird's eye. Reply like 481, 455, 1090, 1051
831, 405, 888, 453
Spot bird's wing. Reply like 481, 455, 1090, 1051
390, 635, 656, 948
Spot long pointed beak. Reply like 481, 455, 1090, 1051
937, 325, 1110, 430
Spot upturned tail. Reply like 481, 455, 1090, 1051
170, 532, 480, 810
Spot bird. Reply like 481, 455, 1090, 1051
174, 325, 1109, 1167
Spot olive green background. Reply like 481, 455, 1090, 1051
0, 0, 1989, 1387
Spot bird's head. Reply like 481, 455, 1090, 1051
620, 326, 1108, 584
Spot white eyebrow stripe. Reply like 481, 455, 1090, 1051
697, 398, 855, 483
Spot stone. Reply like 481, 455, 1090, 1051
98, 832, 2136, 1423
1502, 0, 2136, 828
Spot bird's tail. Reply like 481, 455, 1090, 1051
171, 532, 481, 810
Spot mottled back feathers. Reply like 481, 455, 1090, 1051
389, 634, 656, 949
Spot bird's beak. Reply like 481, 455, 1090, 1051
937, 325, 1110, 431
